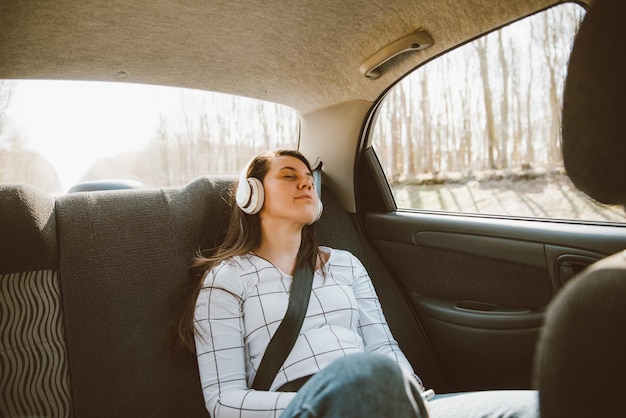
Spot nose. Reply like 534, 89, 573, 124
299, 176, 313, 190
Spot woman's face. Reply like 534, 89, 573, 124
259, 155, 319, 225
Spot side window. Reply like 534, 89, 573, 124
371, 3, 624, 223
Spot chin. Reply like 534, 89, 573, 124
296, 214, 316, 225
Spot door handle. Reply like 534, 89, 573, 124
555, 255, 597, 286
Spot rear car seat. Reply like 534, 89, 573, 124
0, 184, 72, 417
2, 175, 411, 417
55, 176, 232, 417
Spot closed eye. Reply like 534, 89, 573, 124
278, 166, 312, 181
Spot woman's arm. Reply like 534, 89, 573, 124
194, 265, 296, 418
349, 255, 424, 387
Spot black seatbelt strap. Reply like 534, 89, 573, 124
251, 263, 314, 391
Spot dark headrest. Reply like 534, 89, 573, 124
0, 184, 57, 273
533, 250, 626, 417
562, 0, 626, 206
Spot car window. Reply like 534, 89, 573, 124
370, 3, 624, 223
0, 80, 299, 195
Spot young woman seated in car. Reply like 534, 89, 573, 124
171, 149, 539, 418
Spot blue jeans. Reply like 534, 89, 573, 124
280, 353, 427, 418
280, 353, 539, 418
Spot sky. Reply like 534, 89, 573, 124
6, 80, 183, 192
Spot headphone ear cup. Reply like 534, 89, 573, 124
316, 200, 323, 221
244, 177, 264, 214
309, 199, 323, 224
236, 156, 263, 214
236, 177, 252, 210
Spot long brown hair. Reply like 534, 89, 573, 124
168, 149, 321, 365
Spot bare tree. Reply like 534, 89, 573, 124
388, 89, 400, 180
542, 10, 562, 165
420, 74, 433, 173
475, 37, 498, 169
0, 81, 15, 147
497, 30, 510, 168
524, 21, 536, 166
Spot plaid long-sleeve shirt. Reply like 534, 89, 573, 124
194, 247, 419, 418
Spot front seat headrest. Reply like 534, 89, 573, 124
562, 0, 626, 206
534, 251, 626, 417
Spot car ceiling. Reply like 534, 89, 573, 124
0, 0, 579, 115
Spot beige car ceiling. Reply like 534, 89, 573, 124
0, 0, 573, 114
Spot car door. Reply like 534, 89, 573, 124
353, 2, 626, 394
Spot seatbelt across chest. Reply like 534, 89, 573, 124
251, 263, 314, 391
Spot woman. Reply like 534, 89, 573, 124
173, 149, 538, 418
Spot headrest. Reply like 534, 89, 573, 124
0, 184, 57, 273
562, 0, 626, 206
533, 250, 626, 417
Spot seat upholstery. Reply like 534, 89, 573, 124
0, 184, 72, 417
0, 166, 394, 418
55, 176, 233, 418
0, 183, 58, 273
534, 251, 626, 417
1, 170, 423, 417
533, 0, 626, 416
52, 173, 375, 417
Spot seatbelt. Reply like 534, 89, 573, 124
251, 263, 314, 391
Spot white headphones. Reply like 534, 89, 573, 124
236, 158, 265, 215
235, 156, 323, 223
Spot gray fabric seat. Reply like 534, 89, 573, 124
55, 176, 233, 418
533, 0, 626, 416
1, 171, 377, 417
0, 184, 72, 417
51, 173, 372, 417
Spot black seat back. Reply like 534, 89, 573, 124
533, 0, 626, 416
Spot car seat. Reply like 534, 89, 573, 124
0, 184, 72, 417
533, 0, 626, 416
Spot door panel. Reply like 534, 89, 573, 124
416, 300, 541, 392
361, 210, 626, 392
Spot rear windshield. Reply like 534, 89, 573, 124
0, 80, 299, 194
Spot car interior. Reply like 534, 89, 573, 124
1, 0, 624, 417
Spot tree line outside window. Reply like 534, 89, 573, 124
371, 3, 585, 183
